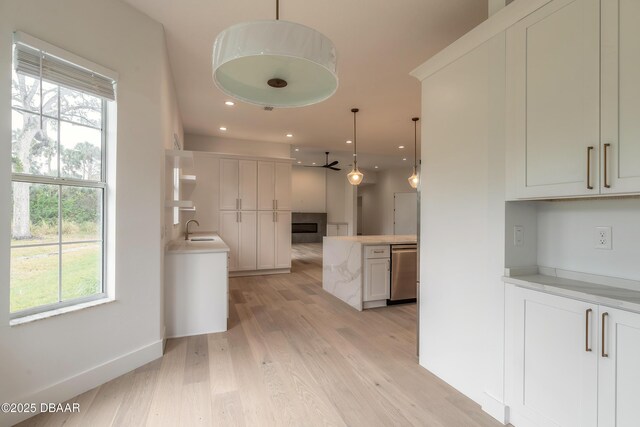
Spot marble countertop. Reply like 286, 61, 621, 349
504, 274, 640, 314
166, 232, 230, 254
323, 235, 417, 245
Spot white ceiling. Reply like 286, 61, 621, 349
124, 0, 487, 159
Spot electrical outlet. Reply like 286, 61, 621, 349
514, 226, 524, 247
595, 226, 612, 250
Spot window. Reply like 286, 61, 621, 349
10, 36, 116, 318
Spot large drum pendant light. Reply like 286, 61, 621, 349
347, 108, 364, 186
212, 0, 338, 108
408, 117, 419, 189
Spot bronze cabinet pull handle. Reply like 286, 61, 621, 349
587, 146, 594, 189
604, 143, 611, 188
602, 312, 609, 358
586, 308, 593, 352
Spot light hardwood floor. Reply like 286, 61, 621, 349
18, 243, 501, 427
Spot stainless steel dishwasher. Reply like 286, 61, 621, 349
389, 244, 417, 303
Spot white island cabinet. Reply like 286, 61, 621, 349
165, 233, 230, 338
323, 235, 416, 311
505, 274, 640, 427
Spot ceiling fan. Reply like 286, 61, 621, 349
305, 152, 341, 171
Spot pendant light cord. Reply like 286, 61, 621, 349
352, 108, 359, 165
412, 117, 419, 170
276, 0, 279, 20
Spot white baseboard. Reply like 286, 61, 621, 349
481, 391, 509, 425
2, 340, 163, 427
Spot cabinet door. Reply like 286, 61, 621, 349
598, 307, 640, 427
506, 0, 600, 198
218, 211, 239, 271
237, 211, 256, 271
363, 258, 390, 302
219, 159, 239, 210
274, 211, 291, 269
257, 211, 275, 270
326, 224, 337, 236
257, 161, 275, 210
238, 160, 257, 210
505, 286, 598, 427
601, 0, 640, 194
274, 162, 292, 211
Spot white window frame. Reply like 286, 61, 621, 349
9, 33, 117, 320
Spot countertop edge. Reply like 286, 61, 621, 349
503, 275, 640, 314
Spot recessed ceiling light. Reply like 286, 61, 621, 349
402, 157, 407, 161
398, 145, 405, 149
219, 127, 227, 131
374, 165, 379, 169
286, 133, 293, 138
312, 162, 316, 165
224, 101, 235, 106
297, 161, 302, 164
346, 140, 352, 144
294, 148, 299, 152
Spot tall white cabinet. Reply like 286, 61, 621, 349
218, 156, 292, 274
507, 0, 640, 199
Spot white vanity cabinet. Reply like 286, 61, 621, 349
506, 284, 640, 427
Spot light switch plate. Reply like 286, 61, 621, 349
514, 226, 524, 247
595, 226, 612, 250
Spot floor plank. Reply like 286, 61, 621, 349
16, 243, 503, 427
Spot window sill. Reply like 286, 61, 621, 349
9, 297, 115, 326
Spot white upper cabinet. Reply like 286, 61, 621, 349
274, 163, 292, 211
507, 0, 600, 198
600, 0, 640, 194
257, 161, 292, 210
220, 159, 257, 210
257, 161, 275, 210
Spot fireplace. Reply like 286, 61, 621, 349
291, 213, 327, 243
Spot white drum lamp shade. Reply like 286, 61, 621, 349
212, 20, 338, 108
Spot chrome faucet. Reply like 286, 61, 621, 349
185, 219, 200, 240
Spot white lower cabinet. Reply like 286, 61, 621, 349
363, 256, 390, 302
506, 285, 640, 427
598, 307, 640, 427
257, 211, 291, 270
218, 211, 256, 272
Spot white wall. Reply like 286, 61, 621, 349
360, 167, 416, 235
185, 134, 291, 158
537, 199, 640, 282
326, 169, 357, 235
291, 166, 326, 213
0, 1, 181, 424
419, 33, 506, 418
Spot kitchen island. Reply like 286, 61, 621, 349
323, 235, 417, 311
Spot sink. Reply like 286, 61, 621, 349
189, 237, 216, 242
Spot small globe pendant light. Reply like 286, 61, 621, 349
347, 108, 364, 186
408, 117, 420, 189
212, 0, 338, 108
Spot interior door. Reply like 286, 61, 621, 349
274, 211, 291, 269
218, 211, 239, 271
257, 161, 275, 210
238, 160, 257, 210
257, 211, 275, 270
237, 211, 257, 271
505, 286, 598, 427
507, 0, 600, 198
219, 159, 239, 210
598, 307, 640, 427
393, 192, 417, 235
601, 0, 640, 194
274, 162, 292, 210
